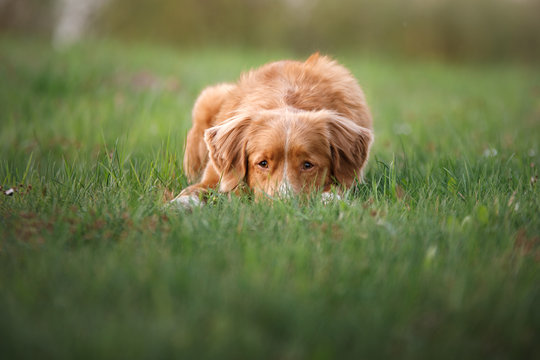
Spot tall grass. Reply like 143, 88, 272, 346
0, 38, 539, 359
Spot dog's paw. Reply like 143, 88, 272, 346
321, 192, 342, 205
169, 194, 202, 211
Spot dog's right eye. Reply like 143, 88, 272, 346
257, 160, 268, 168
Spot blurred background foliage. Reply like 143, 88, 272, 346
1, 0, 539, 62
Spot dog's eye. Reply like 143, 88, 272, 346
303, 161, 314, 170
258, 160, 268, 168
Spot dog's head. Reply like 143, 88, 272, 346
204, 109, 373, 198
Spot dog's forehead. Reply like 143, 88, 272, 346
252, 109, 328, 131
246, 124, 286, 158
247, 114, 331, 161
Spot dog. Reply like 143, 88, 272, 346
172, 53, 373, 208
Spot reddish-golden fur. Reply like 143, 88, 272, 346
172, 53, 373, 206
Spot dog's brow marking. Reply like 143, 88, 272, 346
279, 115, 292, 196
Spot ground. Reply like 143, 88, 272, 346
0, 37, 539, 359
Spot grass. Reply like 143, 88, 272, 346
0, 37, 539, 359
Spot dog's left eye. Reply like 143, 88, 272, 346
303, 162, 314, 170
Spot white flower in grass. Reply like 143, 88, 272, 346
424, 245, 438, 267
393, 123, 412, 135
483, 148, 498, 158
528, 149, 536, 157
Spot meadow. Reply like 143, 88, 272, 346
0, 37, 539, 359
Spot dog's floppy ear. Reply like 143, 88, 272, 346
204, 115, 250, 192
328, 116, 374, 187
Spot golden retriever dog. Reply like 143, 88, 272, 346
172, 53, 373, 207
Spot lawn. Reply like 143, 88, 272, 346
0, 37, 539, 359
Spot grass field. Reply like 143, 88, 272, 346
1, 37, 539, 359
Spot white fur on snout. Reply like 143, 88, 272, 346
277, 120, 293, 198
170, 194, 202, 210
321, 192, 342, 205
278, 180, 293, 197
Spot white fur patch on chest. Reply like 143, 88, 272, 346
170, 194, 201, 210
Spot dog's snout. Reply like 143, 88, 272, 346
277, 180, 294, 198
